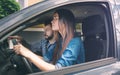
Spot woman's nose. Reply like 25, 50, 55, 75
51, 20, 53, 24
51, 20, 54, 25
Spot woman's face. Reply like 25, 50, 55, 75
51, 13, 59, 31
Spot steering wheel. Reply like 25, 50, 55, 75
21, 56, 33, 72
10, 52, 33, 73
9, 39, 33, 73
10, 51, 33, 73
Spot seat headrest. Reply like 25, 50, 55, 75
82, 15, 105, 36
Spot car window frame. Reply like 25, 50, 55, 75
0, 0, 117, 75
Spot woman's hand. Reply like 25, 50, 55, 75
8, 35, 23, 43
13, 43, 55, 71
13, 43, 32, 58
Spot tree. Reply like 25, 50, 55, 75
0, 0, 20, 19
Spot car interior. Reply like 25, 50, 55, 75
0, 2, 114, 75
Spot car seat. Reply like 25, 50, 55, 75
82, 15, 106, 62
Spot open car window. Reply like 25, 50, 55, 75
16, 2, 112, 61
0, 1, 116, 75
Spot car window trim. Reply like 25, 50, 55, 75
28, 57, 117, 75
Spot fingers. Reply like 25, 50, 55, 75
13, 44, 31, 58
13, 44, 21, 55
8, 35, 21, 39
8, 35, 22, 43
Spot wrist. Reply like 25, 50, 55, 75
24, 50, 33, 58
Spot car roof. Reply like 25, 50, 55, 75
0, 0, 115, 37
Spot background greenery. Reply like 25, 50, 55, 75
0, 0, 20, 19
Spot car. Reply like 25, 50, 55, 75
0, 0, 120, 75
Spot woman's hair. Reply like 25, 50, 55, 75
52, 9, 76, 64
44, 19, 52, 27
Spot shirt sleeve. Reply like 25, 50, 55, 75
55, 38, 83, 69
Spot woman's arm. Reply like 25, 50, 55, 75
13, 44, 55, 71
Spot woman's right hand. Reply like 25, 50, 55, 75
13, 43, 32, 58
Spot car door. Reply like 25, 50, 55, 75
113, 0, 120, 60
0, 0, 119, 75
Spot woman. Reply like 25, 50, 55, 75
13, 9, 85, 71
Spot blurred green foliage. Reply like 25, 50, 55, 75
0, 0, 20, 19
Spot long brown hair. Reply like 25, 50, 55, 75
52, 9, 76, 64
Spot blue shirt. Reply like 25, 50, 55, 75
43, 37, 85, 69
31, 39, 56, 56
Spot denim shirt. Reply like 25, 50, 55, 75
31, 39, 56, 56
43, 37, 85, 69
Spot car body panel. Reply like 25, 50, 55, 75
0, 0, 120, 75
28, 57, 118, 75
0, 0, 116, 36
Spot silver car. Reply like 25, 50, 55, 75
0, 0, 120, 75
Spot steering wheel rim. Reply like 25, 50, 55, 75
10, 53, 34, 73
9, 39, 34, 73
21, 56, 33, 73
